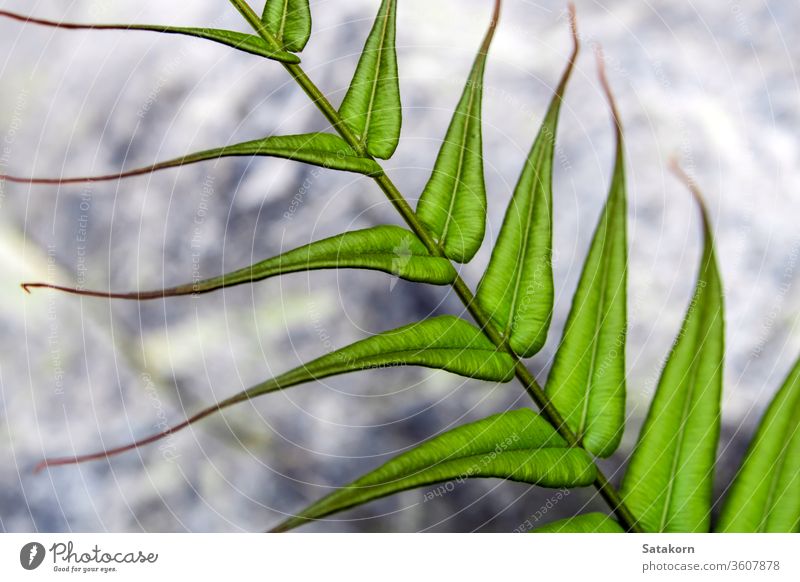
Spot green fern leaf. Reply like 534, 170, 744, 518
1, 133, 382, 185
271, 409, 596, 532
0, 10, 300, 63
415, 2, 499, 263
36, 317, 516, 471
717, 356, 800, 532
621, 166, 725, 532
262, 0, 311, 52
22, 226, 456, 298
338, 0, 401, 159
545, 64, 627, 457
475, 17, 578, 357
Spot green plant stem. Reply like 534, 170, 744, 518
228, 0, 642, 533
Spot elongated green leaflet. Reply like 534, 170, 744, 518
338, 0, 401, 159
262, 0, 311, 52
545, 61, 627, 457
271, 409, 596, 532
621, 167, 725, 532
415, 1, 499, 263
1, 133, 382, 185
0, 10, 300, 64
36, 316, 516, 471
475, 14, 579, 357
717, 357, 800, 532
531, 512, 624, 533
22, 226, 457, 299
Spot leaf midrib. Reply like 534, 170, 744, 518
439, 68, 481, 248
502, 139, 549, 340
353, 346, 505, 358
361, 0, 393, 145
657, 269, 715, 531
576, 197, 618, 440
228, 141, 358, 159
357, 446, 574, 486
253, 249, 437, 275
244, 345, 509, 401
316, 448, 579, 521
278, 0, 290, 42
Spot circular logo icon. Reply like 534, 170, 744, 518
20, 542, 46, 570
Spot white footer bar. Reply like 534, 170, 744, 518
1, 533, 797, 581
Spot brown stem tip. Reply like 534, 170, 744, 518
34, 413, 199, 473
669, 157, 709, 209
567, 3, 579, 61
19, 281, 180, 300
32, 392, 253, 473
0, 163, 169, 186
595, 44, 623, 138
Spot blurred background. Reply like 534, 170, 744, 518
0, 0, 798, 532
